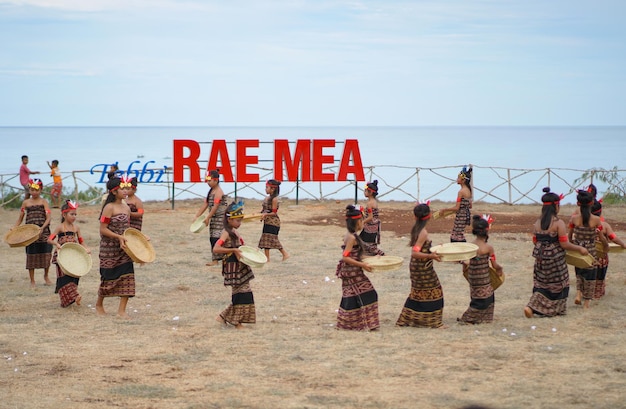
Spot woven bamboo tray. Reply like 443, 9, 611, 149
565, 251, 595, 268
595, 242, 624, 255
189, 215, 206, 233
123, 228, 156, 263
239, 245, 267, 268
362, 256, 404, 272
430, 242, 479, 262
57, 243, 93, 278
463, 265, 505, 290
4, 224, 41, 248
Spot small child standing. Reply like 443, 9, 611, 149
213, 201, 256, 329
335, 205, 379, 331
125, 177, 144, 231
12, 178, 53, 287
258, 179, 289, 262
47, 159, 63, 208
48, 200, 91, 307
458, 215, 503, 324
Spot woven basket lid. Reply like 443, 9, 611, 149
123, 228, 156, 263
4, 224, 41, 248
363, 256, 404, 272
190, 215, 206, 233
430, 242, 479, 262
239, 245, 267, 267
57, 243, 93, 278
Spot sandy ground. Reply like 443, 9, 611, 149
1, 198, 626, 409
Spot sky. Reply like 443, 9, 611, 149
0, 0, 625, 127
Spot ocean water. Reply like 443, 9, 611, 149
1, 126, 624, 204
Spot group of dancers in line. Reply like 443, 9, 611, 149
9, 166, 626, 328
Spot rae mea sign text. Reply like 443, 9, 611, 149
173, 139, 366, 183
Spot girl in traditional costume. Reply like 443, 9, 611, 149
458, 215, 503, 324
48, 200, 90, 307
214, 201, 256, 328
525, 188, 588, 318
258, 179, 289, 262
591, 199, 626, 299
568, 190, 605, 309
440, 166, 473, 242
335, 205, 379, 331
359, 180, 385, 256
96, 176, 135, 319
396, 202, 445, 328
12, 178, 53, 287
126, 177, 144, 231
195, 169, 230, 266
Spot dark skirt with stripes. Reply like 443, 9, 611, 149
258, 197, 283, 250
24, 204, 52, 269
450, 198, 471, 242
219, 238, 256, 325
396, 240, 444, 328
99, 214, 135, 298
359, 207, 385, 256
527, 232, 569, 316
572, 226, 598, 301
335, 240, 379, 331
459, 254, 495, 324
53, 231, 81, 307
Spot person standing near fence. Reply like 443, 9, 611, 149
12, 178, 53, 287
439, 166, 472, 242
524, 188, 588, 318
47, 159, 63, 208
19, 155, 40, 200
359, 180, 385, 256
591, 199, 626, 299
258, 179, 289, 262
195, 169, 230, 267
396, 202, 445, 328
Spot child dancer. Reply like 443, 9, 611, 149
213, 201, 256, 328
195, 170, 229, 266
126, 177, 144, 231
591, 199, 626, 299
525, 188, 588, 318
359, 180, 385, 256
258, 179, 289, 262
458, 215, 503, 324
12, 178, 53, 287
440, 166, 473, 242
396, 202, 445, 328
335, 205, 379, 331
568, 190, 606, 309
48, 200, 90, 307
96, 176, 135, 319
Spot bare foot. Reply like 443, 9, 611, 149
574, 298, 582, 305
30, 282, 36, 288
44, 278, 52, 286
583, 300, 590, 309
235, 323, 246, 329
96, 305, 107, 316
206, 261, 218, 267
282, 254, 290, 261
524, 306, 533, 318
215, 315, 226, 325
117, 312, 131, 320
75, 295, 82, 306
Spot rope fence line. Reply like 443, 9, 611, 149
1, 165, 625, 208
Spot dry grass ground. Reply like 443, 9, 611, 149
1, 198, 626, 409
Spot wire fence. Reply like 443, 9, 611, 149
1, 164, 625, 209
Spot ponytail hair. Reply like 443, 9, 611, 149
409, 203, 431, 247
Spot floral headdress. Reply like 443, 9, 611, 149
62, 200, 79, 213
482, 214, 494, 229
28, 178, 43, 190
119, 175, 133, 189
